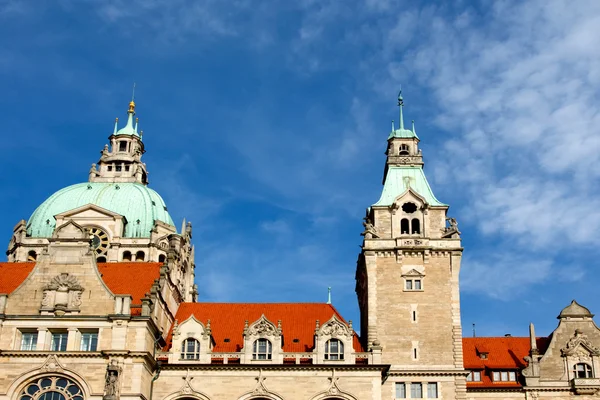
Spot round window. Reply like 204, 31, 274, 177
402, 202, 418, 214
20, 377, 83, 400
86, 227, 109, 256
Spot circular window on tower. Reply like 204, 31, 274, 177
402, 202, 418, 214
86, 227, 109, 256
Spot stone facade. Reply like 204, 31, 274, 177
0, 95, 599, 400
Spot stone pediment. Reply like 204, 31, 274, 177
52, 220, 87, 239
402, 268, 424, 277
561, 329, 600, 358
55, 203, 125, 222
316, 315, 353, 339
245, 314, 282, 337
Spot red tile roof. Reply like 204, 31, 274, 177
463, 337, 550, 389
167, 303, 364, 353
0, 262, 35, 294
97, 262, 161, 315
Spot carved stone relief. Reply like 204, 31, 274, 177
561, 329, 600, 357
40, 273, 84, 315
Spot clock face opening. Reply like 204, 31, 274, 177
86, 227, 109, 256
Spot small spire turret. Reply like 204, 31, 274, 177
398, 89, 404, 130
113, 118, 118, 134
327, 287, 332, 304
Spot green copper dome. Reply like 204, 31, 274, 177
27, 182, 175, 238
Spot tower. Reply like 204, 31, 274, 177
356, 91, 465, 397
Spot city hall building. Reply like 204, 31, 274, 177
0, 94, 599, 400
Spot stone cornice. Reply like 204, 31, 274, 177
160, 363, 390, 373
387, 369, 470, 377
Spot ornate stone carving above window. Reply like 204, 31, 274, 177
244, 315, 282, 337
561, 329, 600, 358
40, 273, 85, 315
316, 316, 353, 339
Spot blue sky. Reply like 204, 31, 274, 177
1, 0, 600, 338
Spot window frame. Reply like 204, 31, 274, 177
395, 382, 406, 398
493, 370, 517, 382
20, 331, 38, 351
574, 363, 593, 378
324, 338, 345, 360
427, 382, 438, 398
180, 338, 201, 360
404, 278, 423, 292
467, 370, 482, 382
252, 338, 272, 360
410, 382, 422, 398
80, 331, 98, 351
50, 331, 68, 352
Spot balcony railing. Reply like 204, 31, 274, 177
572, 378, 600, 395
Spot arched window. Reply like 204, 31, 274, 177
181, 338, 200, 360
253, 338, 272, 360
20, 376, 83, 400
135, 251, 145, 262
158, 254, 166, 263
401, 219, 410, 234
574, 363, 593, 378
122, 251, 132, 262
27, 251, 37, 262
96, 256, 106, 263
411, 218, 420, 234
399, 144, 410, 155
324, 338, 344, 360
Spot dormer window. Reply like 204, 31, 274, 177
324, 339, 344, 360
181, 338, 200, 360
253, 338, 272, 360
574, 363, 593, 378
399, 144, 410, 155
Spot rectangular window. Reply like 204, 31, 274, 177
51, 332, 68, 351
410, 383, 422, 398
405, 280, 413, 290
80, 332, 98, 351
115, 165, 122, 172
493, 371, 516, 382
395, 383, 406, 398
427, 383, 438, 398
107, 165, 113, 171
467, 371, 481, 381
119, 141, 127, 152
414, 279, 422, 290
125, 165, 130, 172
21, 332, 38, 350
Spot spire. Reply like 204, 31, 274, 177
529, 323, 538, 354
327, 286, 332, 304
113, 118, 118, 134
398, 88, 404, 130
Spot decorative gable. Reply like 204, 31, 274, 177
561, 329, 600, 359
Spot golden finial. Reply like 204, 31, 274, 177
128, 82, 136, 114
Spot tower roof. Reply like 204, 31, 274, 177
388, 89, 419, 140
374, 166, 446, 206
114, 99, 140, 137
558, 300, 594, 319
27, 182, 174, 238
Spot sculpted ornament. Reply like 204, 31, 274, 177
103, 360, 122, 400
318, 316, 352, 339
361, 217, 379, 239
40, 273, 85, 314
246, 315, 281, 337
562, 329, 600, 357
